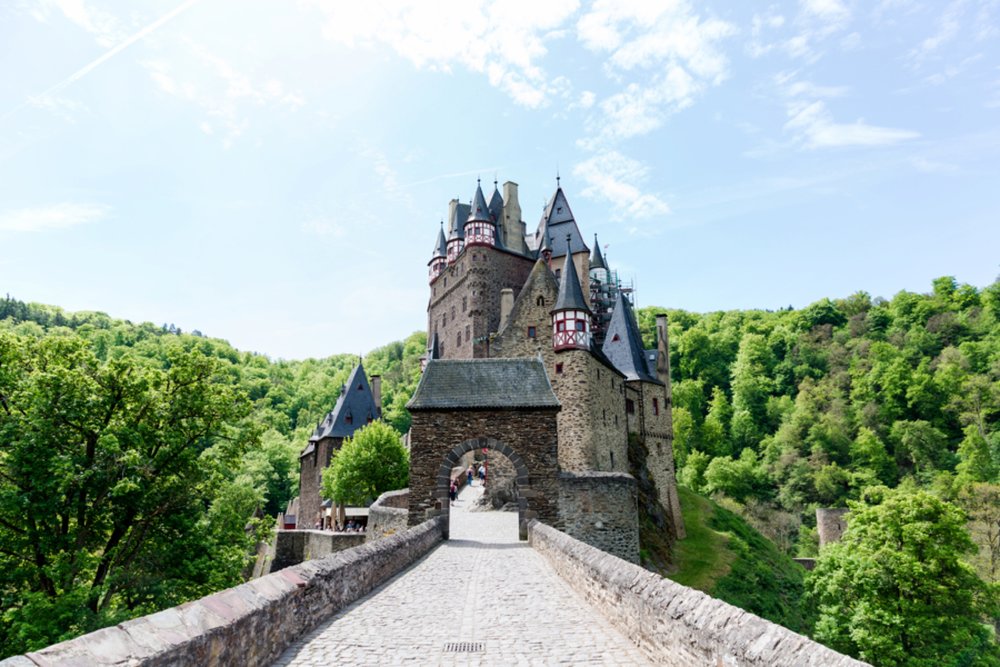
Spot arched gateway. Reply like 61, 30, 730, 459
406, 358, 561, 539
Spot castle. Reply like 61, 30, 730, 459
406, 178, 685, 560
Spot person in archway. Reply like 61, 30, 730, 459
467, 465, 474, 487
478, 463, 486, 487
449, 480, 458, 506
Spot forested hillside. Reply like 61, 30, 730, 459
0, 295, 424, 656
2, 274, 998, 663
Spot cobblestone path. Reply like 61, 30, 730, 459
274, 483, 650, 666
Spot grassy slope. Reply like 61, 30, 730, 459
668, 487, 810, 633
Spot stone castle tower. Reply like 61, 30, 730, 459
419, 179, 685, 549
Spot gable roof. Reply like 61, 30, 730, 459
308, 363, 381, 443
532, 187, 588, 258
552, 252, 590, 313
407, 358, 560, 410
497, 258, 559, 338
602, 292, 662, 384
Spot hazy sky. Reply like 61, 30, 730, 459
2, 0, 998, 359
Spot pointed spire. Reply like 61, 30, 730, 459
431, 221, 447, 259
488, 183, 504, 223
467, 181, 492, 223
428, 331, 440, 360
552, 235, 591, 314
590, 234, 606, 270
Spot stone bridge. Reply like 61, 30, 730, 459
0, 487, 867, 667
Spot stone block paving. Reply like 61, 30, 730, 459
274, 483, 650, 666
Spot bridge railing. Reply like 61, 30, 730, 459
0, 516, 445, 667
528, 520, 870, 667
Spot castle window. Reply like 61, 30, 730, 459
465, 325, 470, 342
610, 451, 614, 468
444, 278, 448, 287
554, 269, 561, 280
653, 398, 659, 415
536, 296, 545, 307
357, 384, 363, 391
345, 413, 353, 425
457, 333, 462, 347
575, 320, 585, 331
555, 363, 563, 374
527, 326, 536, 338
462, 297, 467, 312
611, 333, 620, 342
451, 306, 455, 320
626, 398, 635, 414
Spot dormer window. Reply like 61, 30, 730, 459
345, 413, 353, 425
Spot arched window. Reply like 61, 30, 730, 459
536, 295, 545, 307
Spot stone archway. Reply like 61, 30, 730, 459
436, 437, 531, 539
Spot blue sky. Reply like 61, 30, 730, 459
1, 0, 998, 359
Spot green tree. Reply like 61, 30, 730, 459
0, 332, 256, 654
321, 421, 409, 506
807, 486, 999, 666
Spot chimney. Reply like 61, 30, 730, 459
447, 198, 458, 231
371, 375, 382, 419
502, 181, 524, 252
499, 288, 514, 331
655, 314, 670, 387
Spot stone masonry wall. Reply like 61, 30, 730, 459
558, 472, 639, 563
551, 350, 627, 474
0, 518, 445, 667
626, 380, 685, 540
298, 436, 341, 530
407, 409, 561, 535
528, 521, 870, 667
269, 530, 366, 573
367, 489, 410, 541
817, 508, 849, 548
428, 246, 534, 360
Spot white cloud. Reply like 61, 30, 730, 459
909, 0, 963, 63
573, 151, 670, 221
142, 40, 304, 144
301, 218, 346, 238
304, 0, 579, 108
40, 0, 129, 47
801, 0, 850, 24
0, 202, 108, 232
784, 99, 920, 148
576, 1, 736, 143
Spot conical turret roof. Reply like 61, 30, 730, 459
590, 234, 606, 270
467, 181, 492, 224
602, 292, 661, 384
552, 247, 590, 314
430, 222, 447, 260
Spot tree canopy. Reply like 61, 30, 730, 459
321, 420, 409, 506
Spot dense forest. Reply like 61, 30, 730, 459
1, 274, 998, 663
0, 295, 424, 656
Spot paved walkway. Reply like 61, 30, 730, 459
273, 482, 650, 666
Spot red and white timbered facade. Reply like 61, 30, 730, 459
552, 309, 590, 350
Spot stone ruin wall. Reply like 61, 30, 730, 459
558, 472, 639, 563
529, 521, 870, 667
817, 507, 850, 548
0, 518, 446, 667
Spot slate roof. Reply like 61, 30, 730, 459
532, 187, 588, 258
305, 364, 381, 447
488, 184, 504, 223
448, 203, 470, 240
407, 358, 560, 410
427, 331, 440, 360
590, 234, 606, 270
467, 183, 493, 224
644, 349, 659, 377
602, 292, 662, 384
552, 251, 591, 313
430, 223, 447, 260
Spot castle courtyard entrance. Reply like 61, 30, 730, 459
405, 358, 562, 539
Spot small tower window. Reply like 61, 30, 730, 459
527, 326, 536, 338
536, 296, 545, 307
653, 398, 659, 415
610, 451, 614, 468
345, 413, 353, 425
626, 399, 635, 414
457, 333, 462, 347
465, 325, 470, 342
555, 363, 564, 374
462, 297, 467, 312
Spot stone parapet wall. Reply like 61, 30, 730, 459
528, 521, 869, 667
0, 518, 445, 667
270, 529, 366, 572
367, 489, 410, 541
558, 472, 639, 563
